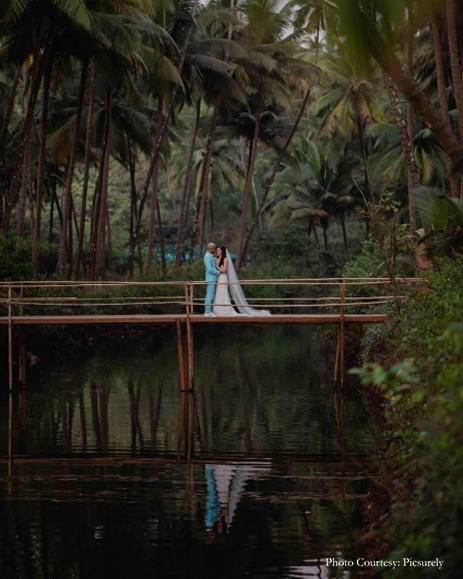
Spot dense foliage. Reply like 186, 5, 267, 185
352, 256, 463, 577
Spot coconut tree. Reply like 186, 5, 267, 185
170, 134, 244, 258
334, 0, 462, 160
311, 51, 386, 205
368, 121, 448, 189
233, 0, 296, 266
55, 0, 158, 276
288, 0, 337, 65
268, 134, 359, 250
415, 186, 463, 256
0, 0, 92, 234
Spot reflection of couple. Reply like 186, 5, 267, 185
205, 462, 271, 533
203, 243, 271, 317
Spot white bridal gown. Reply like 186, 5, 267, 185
212, 273, 242, 317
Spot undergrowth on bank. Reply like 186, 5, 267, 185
352, 256, 463, 578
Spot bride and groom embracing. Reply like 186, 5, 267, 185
203, 243, 271, 318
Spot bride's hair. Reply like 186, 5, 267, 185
218, 246, 227, 267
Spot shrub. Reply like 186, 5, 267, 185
352, 256, 463, 577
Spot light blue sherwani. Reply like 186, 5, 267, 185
204, 251, 220, 313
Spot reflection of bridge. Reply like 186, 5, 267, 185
1, 277, 421, 391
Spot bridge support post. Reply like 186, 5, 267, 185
177, 390, 194, 463
340, 279, 345, 390
8, 286, 13, 392
176, 319, 186, 391
334, 331, 341, 383
186, 317, 194, 390
7, 286, 14, 480
18, 284, 26, 387
18, 331, 27, 387
176, 319, 194, 391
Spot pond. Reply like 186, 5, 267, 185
0, 325, 380, 578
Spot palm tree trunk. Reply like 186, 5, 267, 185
430, 8, 459, 198
146, 97, 164, 275
237, 105, 261, 268
156, 190, 166, 275
127, 134, 138, 278
74, 63, 97, 279
190, 104, 219, 261
33, 61, 53, 272
131, 97, 165, 273
198, 175, 209, 252
406, 2, 417, 227
407, 2, 414, 146
209, 198, 214, 233
28, 180, 35, 241
89, 162, 104, 279
447, 0, 463, 137
95, 91, 113, 280
89, 106, 109, 280
175, 98, 201, 267
322, 223, 328, 250
68, 196, 74, 274
0, 70, 20, 222
357, 118, 374, 203
446, 0, 463, 200
382, 72, 419, 227
57, 59, 88, 274
49, 187, 55, 244
48, 168, 62, 238
340, 216, 348, 250
16, 135, 31, 238
430, 10, 451, 129
1, 25, 54, 234
315, 24, 320, 67
106, 208, 112, 269
0, 68, 20, 154
309, 220, 320, 248
237, 87, 311, 268
356, 7, 461, 159
140, 0, 200, 235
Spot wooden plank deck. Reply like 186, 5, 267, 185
0, 454, 375, 466
0, 314, 184, 325
190, 313, 388, 324
0, 313, 388, 325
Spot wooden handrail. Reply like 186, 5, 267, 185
0, 277, 420, 321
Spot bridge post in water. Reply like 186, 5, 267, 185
340, 279, 345, 390
18, 284, 27, 386
7, 285, 13, 481
176, 319, 187, 391
176, 318, 194, 391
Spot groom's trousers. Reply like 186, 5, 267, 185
204, 283, 216, 314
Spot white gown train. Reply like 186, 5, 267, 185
213, 274, 242, 317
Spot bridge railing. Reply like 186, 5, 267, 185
0, 277, 425, 321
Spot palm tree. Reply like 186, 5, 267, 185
415, 186, 463, 255
334, 0, 462, 160
368, 121, 448, 189
233, 0, 300, 266
0, 0, 92, 234
269, 135, 359, 249
311, 51, 386, 204
170, 133, 244, 258
288, 0, 337, 65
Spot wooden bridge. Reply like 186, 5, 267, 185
1, 277, 420, 392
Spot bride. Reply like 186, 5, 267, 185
212, 246, 271, 317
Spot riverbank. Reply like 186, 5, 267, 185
354, 256, 463, 578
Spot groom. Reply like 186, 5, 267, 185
204, 242, 220, 317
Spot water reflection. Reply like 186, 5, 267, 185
0, 326, 379, 578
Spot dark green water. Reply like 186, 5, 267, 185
0, 326, 379, 578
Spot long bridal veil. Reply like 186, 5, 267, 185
226, 250, 271, 316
